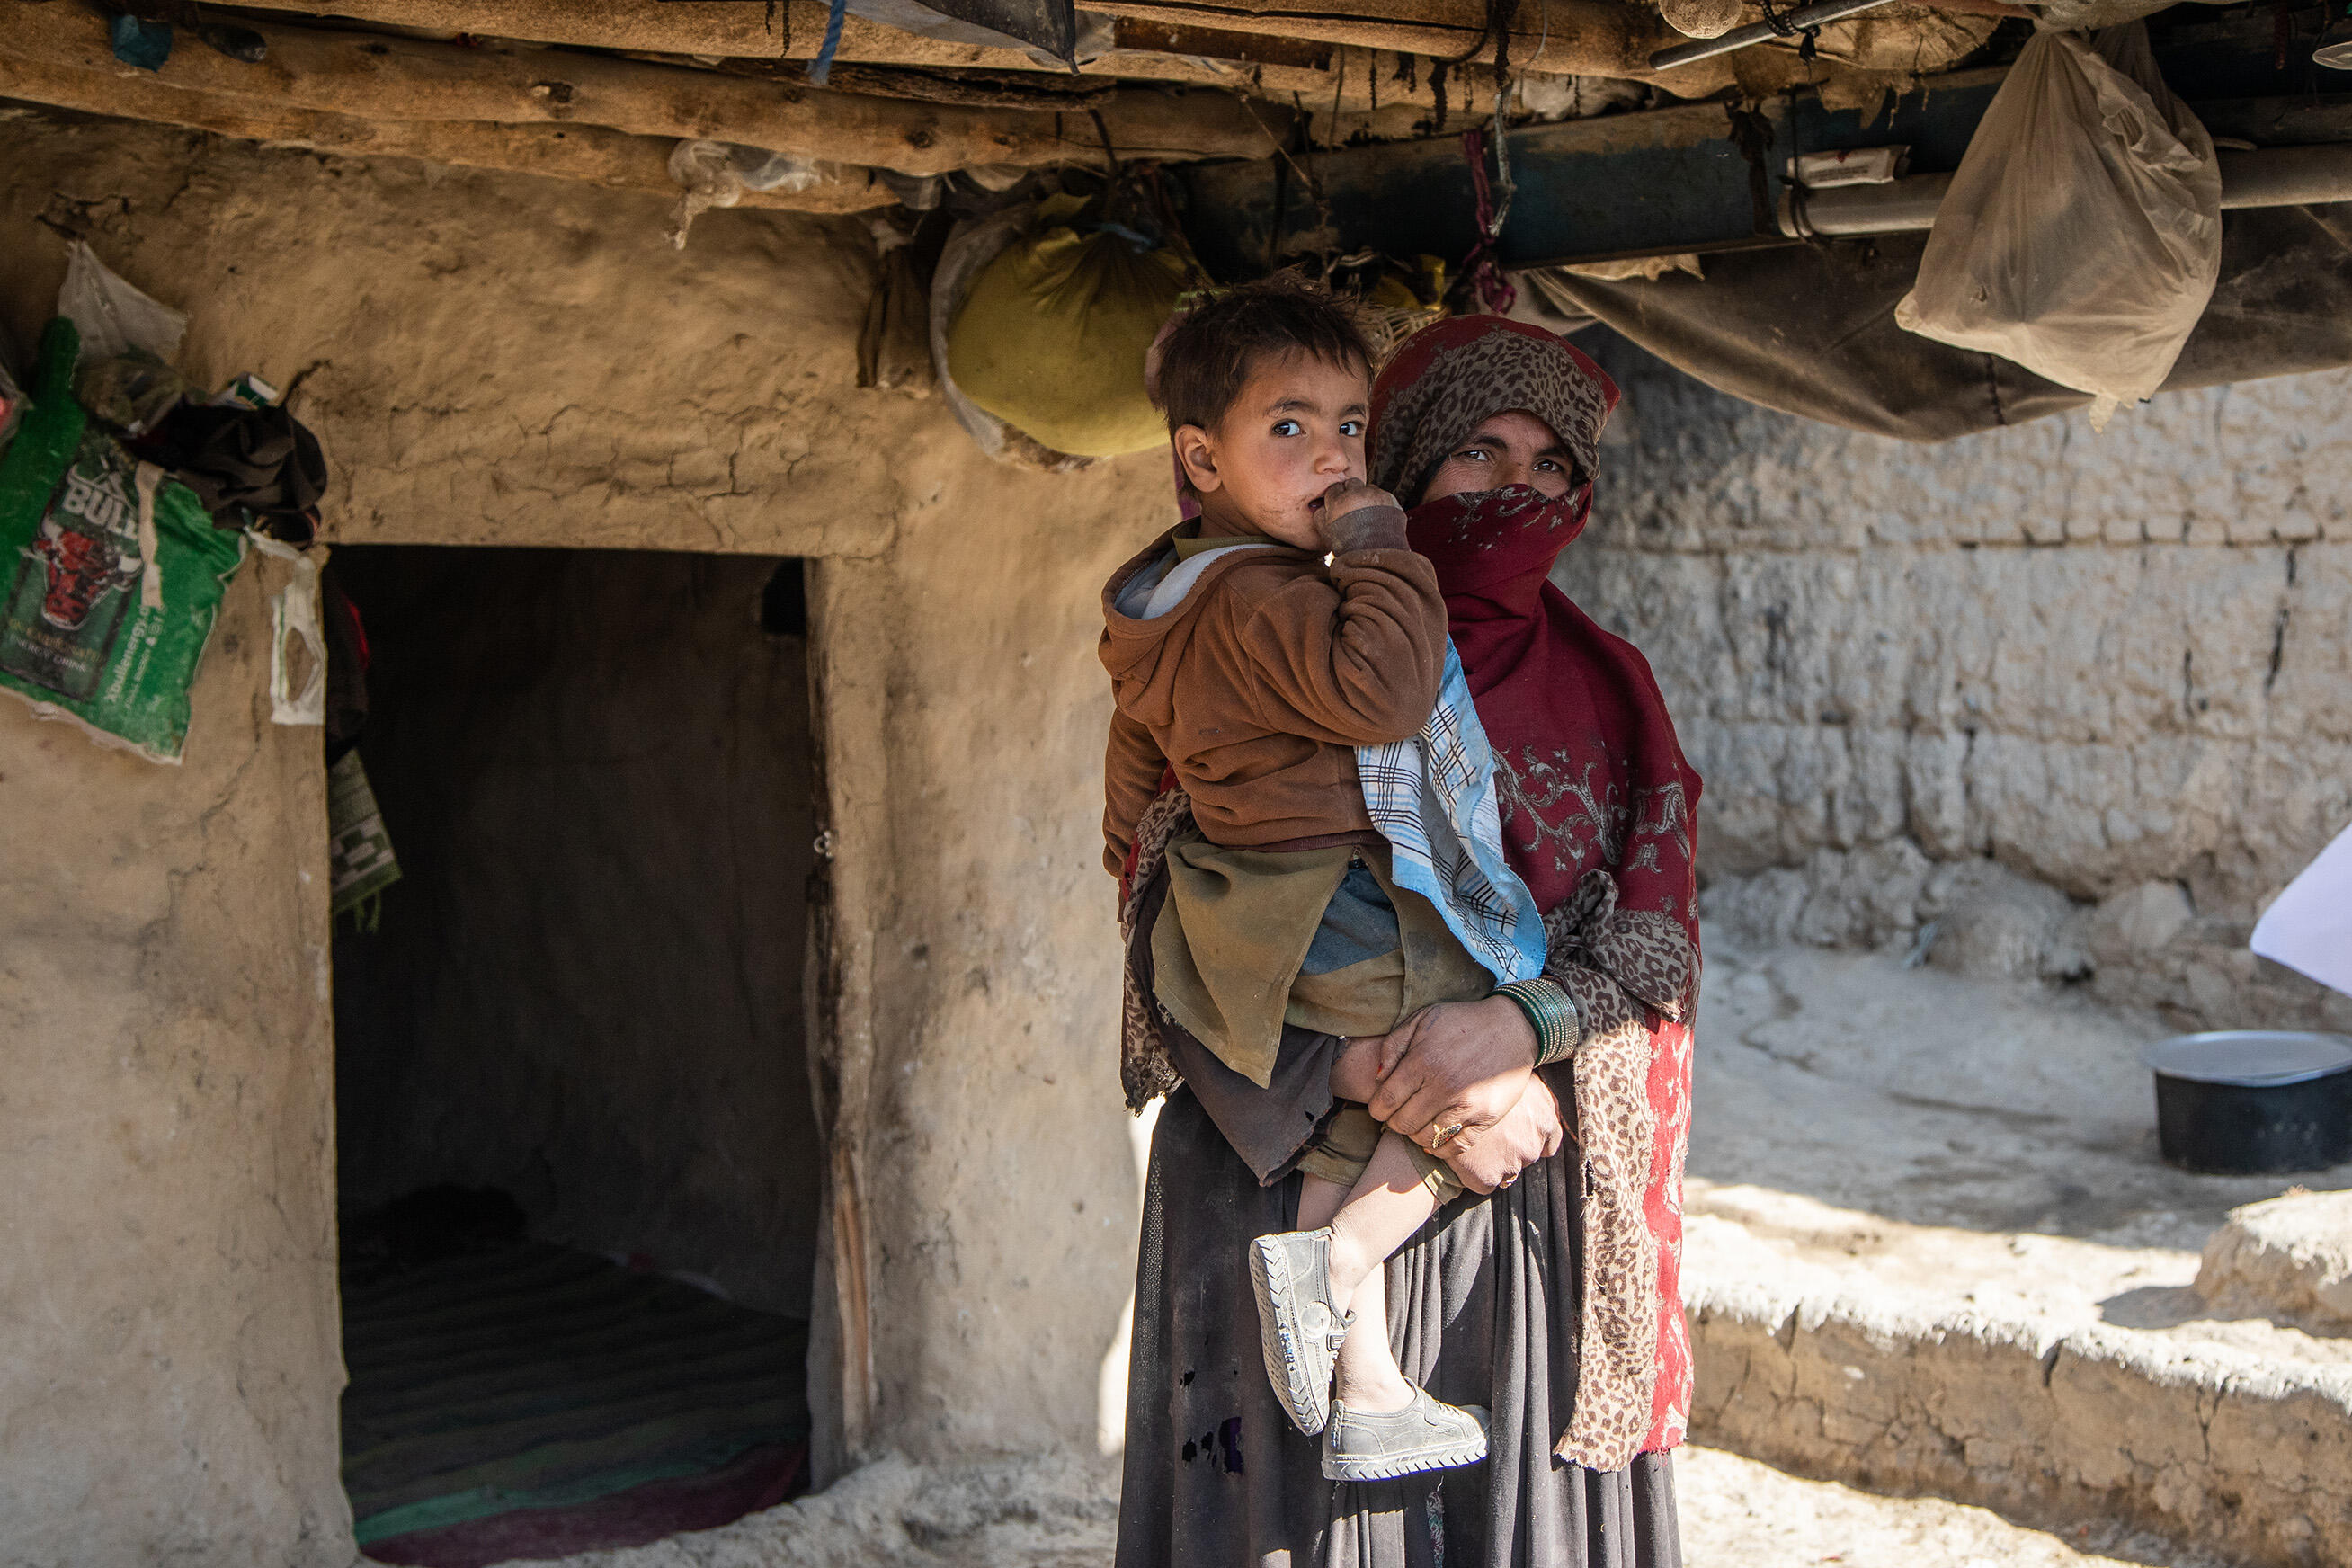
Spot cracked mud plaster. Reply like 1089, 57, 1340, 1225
0, 562, 346, 1567
2, 120, 911, 563
1565, 334, 2352, 1035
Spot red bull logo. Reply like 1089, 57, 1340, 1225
30, 518, 138, 631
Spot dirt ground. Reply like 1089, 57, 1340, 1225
1674, 1447, 2227, 1568
1688, 934, 2352, 1364
451, 1444, 2228, 1568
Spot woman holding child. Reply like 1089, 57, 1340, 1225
1107, 291, 1700, 1568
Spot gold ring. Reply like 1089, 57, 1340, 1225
1431, 1121, 1465, 1150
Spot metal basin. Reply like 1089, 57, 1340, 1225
2142, 1030, 2352, 1175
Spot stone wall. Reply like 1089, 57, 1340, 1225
0, 111, 1160, 1557
1566, 334, 2352, 1033
331, 547, 825, 1317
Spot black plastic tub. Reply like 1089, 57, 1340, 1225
2143, 1031, 2352, 1175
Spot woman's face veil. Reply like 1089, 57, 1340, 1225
1368, 317, 1621, 596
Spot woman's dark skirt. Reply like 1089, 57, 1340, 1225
1115, 1087, 1681, 1568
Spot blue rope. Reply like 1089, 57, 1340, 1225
808, 0, 848, 85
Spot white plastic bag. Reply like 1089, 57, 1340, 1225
57, 241, 188, 370
1894, 22, 2221, 427
665, 139, 825, 248
248, 532, 325, 726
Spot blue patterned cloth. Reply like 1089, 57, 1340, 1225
1356, 639, 1546, 986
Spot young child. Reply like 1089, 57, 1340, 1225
1100, 279, 1494, 1483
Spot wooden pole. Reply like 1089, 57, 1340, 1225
0, 54, 896, 213
0, 8, 1287, 177
222, 0, 1671, 76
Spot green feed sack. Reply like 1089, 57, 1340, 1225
946, 223, 1189, 458
0, 318, 245, 763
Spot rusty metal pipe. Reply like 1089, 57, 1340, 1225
1651, 0, 1902, 71
1777, 143, 2352, 236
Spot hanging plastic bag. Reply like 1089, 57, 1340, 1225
250, 532, 325, 726
0, 319, 245, 762
57, 241, 188, 370
945, 192, 1194, 459
1894, 22, 2220, 428
666, 138, 826, 248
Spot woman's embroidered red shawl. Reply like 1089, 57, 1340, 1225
1371, 316, 1703, 1467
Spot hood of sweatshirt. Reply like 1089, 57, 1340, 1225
1099, 524, 1308, 730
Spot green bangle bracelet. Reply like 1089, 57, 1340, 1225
1494, 978, 1579, 1067
1495, 986, 1544, 1057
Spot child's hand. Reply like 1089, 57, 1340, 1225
1328, 1036, 1392, 1102
1314, 477, 1403, 554
1372, 1011, 1421, 1081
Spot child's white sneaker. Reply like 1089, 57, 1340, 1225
1321, 1386, 1489, 1482
1248, 1227, 1350, 1435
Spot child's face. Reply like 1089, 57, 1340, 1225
1174, 350, 1368, 549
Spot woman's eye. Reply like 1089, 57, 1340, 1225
1535, 458, 1563, 471
1339, 420, 1363, 437
1271, 418, 1303, 437
1454, 448, 1490, 462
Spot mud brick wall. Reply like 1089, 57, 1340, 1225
1564, 334, 2352, 1033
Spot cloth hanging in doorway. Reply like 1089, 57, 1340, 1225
330, 749, 402, 921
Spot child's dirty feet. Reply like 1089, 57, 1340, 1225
1248, 1227, 1351, 1435
1321, 1386, 1489, 1482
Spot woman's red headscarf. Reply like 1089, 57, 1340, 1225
1370, 315, 1700, 1466
1371, 316, 1700, 943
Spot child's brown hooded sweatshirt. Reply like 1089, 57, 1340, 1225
1099, 504, 1445, 877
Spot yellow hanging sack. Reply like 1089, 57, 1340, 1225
946, 198, 1192, 459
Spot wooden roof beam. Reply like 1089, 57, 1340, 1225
0, 54, 895, 213
1065, 0, 1670, 77
220, 0, 1672, 77
0, 7, 1287, 175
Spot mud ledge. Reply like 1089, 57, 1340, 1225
1691, 1276, 2352, 1568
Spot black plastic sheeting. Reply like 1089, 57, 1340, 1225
1525, 204, 2352, 441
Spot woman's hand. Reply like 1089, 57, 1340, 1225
1445, 1073, 1566, 1194
1360, 995, 1539, 1154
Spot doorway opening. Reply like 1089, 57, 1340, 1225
327, 546, 824, 1564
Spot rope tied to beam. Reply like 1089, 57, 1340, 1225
1459, 126, 1518, 313
808, 0, 848, 85
1756, 0, 1822, 60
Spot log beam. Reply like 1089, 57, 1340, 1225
224, 0, 1672, 77
0, 7, 1287, 176
1080, 0, 1668, 76
0, 54, 895, 212
202, 0, 2011, 86
215, 0, 1342, 83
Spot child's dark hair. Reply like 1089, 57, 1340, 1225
1151, 275, 1375, 436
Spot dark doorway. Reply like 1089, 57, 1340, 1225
327, 546, 822, 1563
